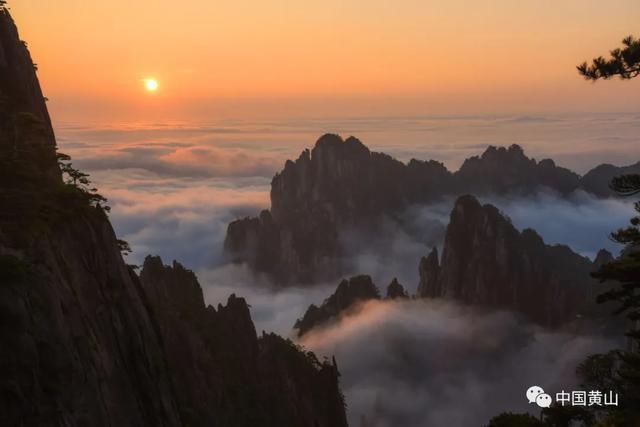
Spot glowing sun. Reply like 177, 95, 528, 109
143, 78, 159, 92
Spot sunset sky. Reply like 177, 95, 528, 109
9, 0, 640, 122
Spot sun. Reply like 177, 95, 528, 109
143, 78, 159, 92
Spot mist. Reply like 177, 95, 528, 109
300, 299, 618, 427
337, 190, 633, 294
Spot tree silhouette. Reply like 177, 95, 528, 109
575, 35, 640, 425
56, 152, 110, 212
577, 36, 640, 80
117, 239, 132, 256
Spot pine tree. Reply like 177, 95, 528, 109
577, 36, 640, 80
577, 35, 640, 425
56, 152, 110, 212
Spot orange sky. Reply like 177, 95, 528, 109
9, 0, 640, 122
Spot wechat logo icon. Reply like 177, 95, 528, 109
526, 386, 553, 408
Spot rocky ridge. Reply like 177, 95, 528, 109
295, 195, 613, 337
226, 134, 633, 285
417, 195, 610, 327
295, 276, 410, 337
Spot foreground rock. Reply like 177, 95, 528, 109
226, 134, 634, 285
140, 257, 348, 427
0, 9, 348, 426
417, 195, 609, 327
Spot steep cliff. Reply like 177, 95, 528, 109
226, 134, 628, 285
417, 195, 603, 327
417, 248, 441, 298
226, 134, 429, 284
0, 9, 348, 427
139, 257, 348, 427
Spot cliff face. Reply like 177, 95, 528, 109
418, 195, 600, 327
2, 8, 181, 424
0, 9, 54, 141
0, 8, 60, 235
139, 257, 349, 427
225, 134, 626, 285
417, 248, 440, 298
0, 9, 348, 427
1, 211, 183, 426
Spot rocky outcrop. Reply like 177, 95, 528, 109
295, 276, 414, 336
455, 145, 580, 195
0, 9, 348, 427
386, 278, 409, 299
139, 257, 349, 427
418, 195, 604, 327
295, 275, 380, 337
417, 248, 440, 298
226, 134, 633, 285
0, 8, 55, 154
0, 7, 60, 235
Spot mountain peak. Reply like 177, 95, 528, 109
294, 275, 380, 336
386, 277, 409, 299
423, 195, 598, 327
226, 134, 631, 285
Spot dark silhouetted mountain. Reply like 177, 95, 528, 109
295, 275, 380, 337
226, 134, 628, 285
593, 249, 615, 269
418, 195, 604, 327
580, 162, 640, 197
455, 144, 580, 195
386, 277, 409, 299
139, 257, 348, 427
0, 9, 348, 427
417, 248, 441, 298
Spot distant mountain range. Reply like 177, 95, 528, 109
294, 195, 617, 336
225, 133, 639, 285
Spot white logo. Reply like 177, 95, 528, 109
526, 386, 545, 404
526, 386, 619, 408
535, 393, 553, 408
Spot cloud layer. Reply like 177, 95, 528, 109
90, 169, 270, 269
300, 299, 618, 427
336, 191, 633, 294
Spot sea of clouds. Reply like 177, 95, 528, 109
301, 299, 617, 426
54, 113, 640, 426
